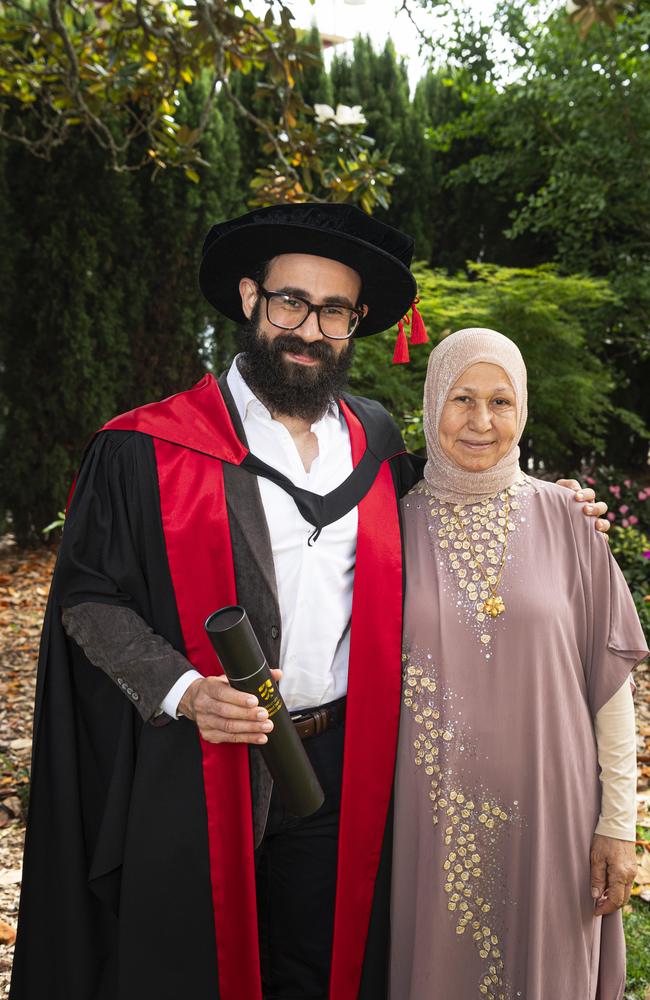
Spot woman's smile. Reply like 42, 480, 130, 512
457, 438, 496, 449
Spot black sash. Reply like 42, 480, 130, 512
241, 447, 382, 544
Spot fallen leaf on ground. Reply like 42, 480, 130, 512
8, 739, 31, 753
0, 869, 21, 887
633, 850, 650, 902
0, 919, 15, 945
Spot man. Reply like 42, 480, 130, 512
11, 204, 607, 1000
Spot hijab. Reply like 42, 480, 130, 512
423, 327, 528, 505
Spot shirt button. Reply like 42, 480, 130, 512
271, 626, 279, 640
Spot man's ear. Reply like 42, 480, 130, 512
239, 277, 258, 320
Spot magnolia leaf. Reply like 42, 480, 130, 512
283, 60, 295, 88
360, 191, 373, 214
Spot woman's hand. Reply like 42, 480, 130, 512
590, 833, 637, 914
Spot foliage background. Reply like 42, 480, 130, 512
2, 0, 650, 545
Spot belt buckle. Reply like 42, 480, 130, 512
291, 707, 323, 741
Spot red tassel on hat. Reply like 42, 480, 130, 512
392, 320, 410, 364
409, 298, 429, 345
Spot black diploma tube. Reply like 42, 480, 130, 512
204, 605, 325, 818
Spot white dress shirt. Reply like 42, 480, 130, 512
162, 356, 358, 716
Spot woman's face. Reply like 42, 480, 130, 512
438, 362, 518, 473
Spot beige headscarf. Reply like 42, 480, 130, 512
423, 327, 528, 505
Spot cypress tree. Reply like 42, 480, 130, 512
124, 85, 247, 404
299, 25, 334, 108
0, 134, 140, 544
0, 84, 247, 545
330, 37, 438, 260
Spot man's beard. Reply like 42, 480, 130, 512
237, 304, 355, 422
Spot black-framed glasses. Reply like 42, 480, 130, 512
256, 285, 363, 340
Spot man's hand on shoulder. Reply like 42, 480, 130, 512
178, 669, 283, 744
555, 479, 610, 536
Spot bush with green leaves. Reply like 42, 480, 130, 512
350, 261, 633, 472
607, 525, 650, 640
573, 466, 650, 534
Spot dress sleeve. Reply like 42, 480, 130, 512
594, 677, 637, 840
582, 523, 648, 718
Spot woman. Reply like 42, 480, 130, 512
390, 328, 647, 1000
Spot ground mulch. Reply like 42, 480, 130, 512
0, 536, 55, 995
0, 533, 649, 996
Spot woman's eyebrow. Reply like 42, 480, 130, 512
451, 385, 513, 394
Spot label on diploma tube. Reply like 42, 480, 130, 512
257, 677, 282, 719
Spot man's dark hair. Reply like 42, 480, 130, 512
247, 259, 271, 287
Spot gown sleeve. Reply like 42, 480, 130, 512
52, 430, 193, 722
56, 430, 152, 612
580, 517, 648, 718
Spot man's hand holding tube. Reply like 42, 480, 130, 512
179, 669, 283, 744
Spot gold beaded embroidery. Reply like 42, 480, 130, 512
414, 477, 533, 659
402, 652, 522, 1000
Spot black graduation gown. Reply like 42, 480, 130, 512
10, 377, 423, 1000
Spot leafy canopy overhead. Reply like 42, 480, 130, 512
0, 0, 401, 210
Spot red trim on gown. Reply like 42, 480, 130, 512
331, 400, 403, 1000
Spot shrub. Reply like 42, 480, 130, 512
573, 466, 650, 534
351, 261, 641, 472
607, 525, 650, 641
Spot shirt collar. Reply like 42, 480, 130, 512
226, 354, 340, 427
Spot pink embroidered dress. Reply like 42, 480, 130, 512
390, 328, 646, 1000
390, 474, 646, 1000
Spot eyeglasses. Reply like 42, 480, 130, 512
256, 285, 363, 340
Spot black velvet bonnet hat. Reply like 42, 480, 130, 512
199, 203, 417, 338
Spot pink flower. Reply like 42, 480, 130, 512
609, 485, 621, 497
624, 479, 632, 487
619, 505, 629, 514
638, 491, 647, 501
622, 518, 630, 527
629, 515, 639, 525
585, 476, 596, 485
643, 550, 650, 559
607, 512, 616, 522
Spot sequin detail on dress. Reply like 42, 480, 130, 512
402, 650, 525, 1000
412, 476, 534, 659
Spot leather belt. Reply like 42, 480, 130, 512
290, 696, 346, 741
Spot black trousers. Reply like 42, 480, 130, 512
255, 721, 345, 1000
